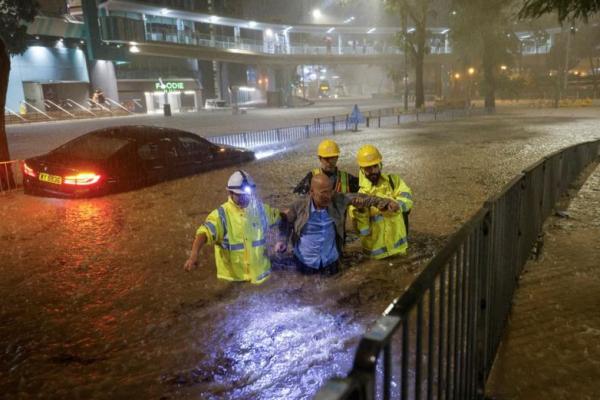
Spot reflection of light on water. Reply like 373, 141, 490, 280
254, 147, 287, 160
199, 293, 364, 400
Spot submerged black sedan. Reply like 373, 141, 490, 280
23, 126, 255, 197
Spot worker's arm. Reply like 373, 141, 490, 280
392, 176, 413, 212
344, 193, 400, 212
264, 203, 290, 250
184, 233, 208, 271
184, 209, 223, 271
293, 172, 313, 195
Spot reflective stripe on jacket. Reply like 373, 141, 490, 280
196, 197, 280, 284
312, 168, 350, 193
350, 171, 413, 259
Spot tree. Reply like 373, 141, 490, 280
0, 0, 39, 189
450, 1, 520, 111
571, 22, 600, 97
385, 0, 433, 109
519, 0, 600, 23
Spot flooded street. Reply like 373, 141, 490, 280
1, 108, 599, 399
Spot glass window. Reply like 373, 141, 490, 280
52, 133, 131, 160
137, 142, 161, 160
177, 135, 211, 158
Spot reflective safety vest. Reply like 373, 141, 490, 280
196, 197, 281, 284
313, 168, 350, 193
350, 171, 413, 259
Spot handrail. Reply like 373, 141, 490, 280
0, 159, 22, 193
22, 101, 53, 120
66, 99, 96, 116
4, 107, 27, 122
87, 99, 113, 114
43, 99, 76, 118
315, 139, 600, 400
105, 97, 132, 114
132, 99, 144, 110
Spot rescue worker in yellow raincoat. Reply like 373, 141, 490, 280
293, 139, 359, 195
183, 170, 283, 284
350, 145, 413, 259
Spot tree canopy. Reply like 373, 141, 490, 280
0, 0, 39, 54
519, 0, 600, 22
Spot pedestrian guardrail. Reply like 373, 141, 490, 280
0, 160, 23, 194
209, 107, 480, 150
314, 139, 600, 400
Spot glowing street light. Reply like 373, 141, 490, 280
500, 65, 508, 71
312, 8, 322, 19
454, 73, 461, 80
468, 67, 475, 75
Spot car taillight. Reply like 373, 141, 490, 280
23, 162, 37, 177
63, 172, 102, 186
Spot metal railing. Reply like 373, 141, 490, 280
0, 160, 23, 194
4, 98, 136, 125
315, 139, 600, 400
209, 107, 480, 150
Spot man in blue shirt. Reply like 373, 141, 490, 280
283, 174, 398, 275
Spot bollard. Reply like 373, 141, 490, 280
378, 115, 381, 128
366, 117, 370, 127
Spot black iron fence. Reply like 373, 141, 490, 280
209, 107, 481, 150
0, 160, 22, 194
315, 139, 600, 400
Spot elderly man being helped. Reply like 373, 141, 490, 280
283, 173, 399, 276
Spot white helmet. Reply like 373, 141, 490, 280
226, 170, 256, 194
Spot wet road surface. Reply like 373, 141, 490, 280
1, 107, 599, 399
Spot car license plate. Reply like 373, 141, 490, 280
39, 172, 62, 185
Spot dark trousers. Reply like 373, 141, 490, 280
293, 254, 340, 276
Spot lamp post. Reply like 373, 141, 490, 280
467, 67, 475, 107
402, 11, 409, 111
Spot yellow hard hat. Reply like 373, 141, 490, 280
317, 139, 340, 158
357, 144, 382, 167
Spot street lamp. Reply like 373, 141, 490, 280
312, 8, 322, 20
454, 73, 461, 80
500, 65, 508, 71
468, 67, 475, 76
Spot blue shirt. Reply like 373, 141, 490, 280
294, 201, 339, 269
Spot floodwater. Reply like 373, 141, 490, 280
1, 108, 599, 399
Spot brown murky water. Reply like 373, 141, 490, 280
1, 108, 599, 399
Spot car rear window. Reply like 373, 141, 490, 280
52, 133, 132, 160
